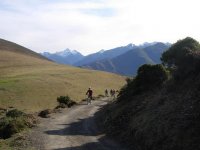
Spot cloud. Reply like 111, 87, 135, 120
0, 0, 200, 55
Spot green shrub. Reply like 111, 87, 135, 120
118, 64, 168, 102
57, 96, 76, 108
6, 109, 25, 118
161, 37, 200, 67
0, 110, 37, 139
161, 37, 200, 80
135, 64, 169, 90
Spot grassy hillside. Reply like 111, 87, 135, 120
0, 38, 49, 61
0, 39, 125, 112
101, 37, 200, 150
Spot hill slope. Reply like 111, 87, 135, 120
101, 37, 200, 150
0, 39, 125, 112
0, 38, 50, 61
143, 42, 169, 63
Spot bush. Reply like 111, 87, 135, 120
161, 37, 200, 67
118, 64, 168, 102
0, 110, 37, 139
38, 109, 53, 118
161, 37, 200, 80
135, 64, 169, 90
6, 109, 25, 118
57, 96, 76, 108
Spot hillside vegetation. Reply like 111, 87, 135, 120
0, 39, 125, 112
102, 37, 200, 150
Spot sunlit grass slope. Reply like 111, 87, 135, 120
0, 39, 125, 112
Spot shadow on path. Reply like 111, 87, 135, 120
53, 136, 125, 150
44, 106, 103, 136
44, 98, 128, 150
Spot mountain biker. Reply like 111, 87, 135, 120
86, 87, 93, 105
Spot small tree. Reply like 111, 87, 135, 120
117, 64, 168, 102
135, 64, 169, 91
161, 37, 200, 68
161, 37, 200, 79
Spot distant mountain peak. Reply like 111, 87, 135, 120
65, 48, 80, 54
126, 43, 136, 48
41, 48, 84, 65
138, 42, 158, 48
55, 48, 81, 57
98, 49, 105, 53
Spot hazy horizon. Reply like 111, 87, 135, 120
40, 41, 171, 56
0, 0, 199, 55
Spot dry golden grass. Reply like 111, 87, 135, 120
0, 50, 125, 112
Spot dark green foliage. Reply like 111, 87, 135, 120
6, 109, 25, 118
103, 37, 200, 150
135, 64, 169, 90
0, 110, 37, 139
57, 96, 77, 108
161, 37, 200, 67
118, 64, 168, 102
161, 37, 200, 79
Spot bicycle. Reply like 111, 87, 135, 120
87, 96, 92, 105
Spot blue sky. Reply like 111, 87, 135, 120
0, 0, 200, 55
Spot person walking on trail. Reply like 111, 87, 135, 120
105, 89, 108, 97
112, 89, 116, 99
86, 87, 93, 105
110, 89, 113, 97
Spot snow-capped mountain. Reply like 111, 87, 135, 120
81, 42, 170, 76
75, 43, 137, 66
55, 49, 80, 57
98, 49, 105, 54
41, 49, 84, 65
41, 42, 171, 76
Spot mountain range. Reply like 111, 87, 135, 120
81, 43, 169, 76
41, 42, 170, 76
41, 49, 84, 65
74, 43, 137, 66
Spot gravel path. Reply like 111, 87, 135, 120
29, 98, 128, 150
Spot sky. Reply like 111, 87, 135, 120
0, 0, 200, 55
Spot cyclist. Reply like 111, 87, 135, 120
86, 87, 93, 105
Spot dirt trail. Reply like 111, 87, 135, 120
29, 98, 128, 150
